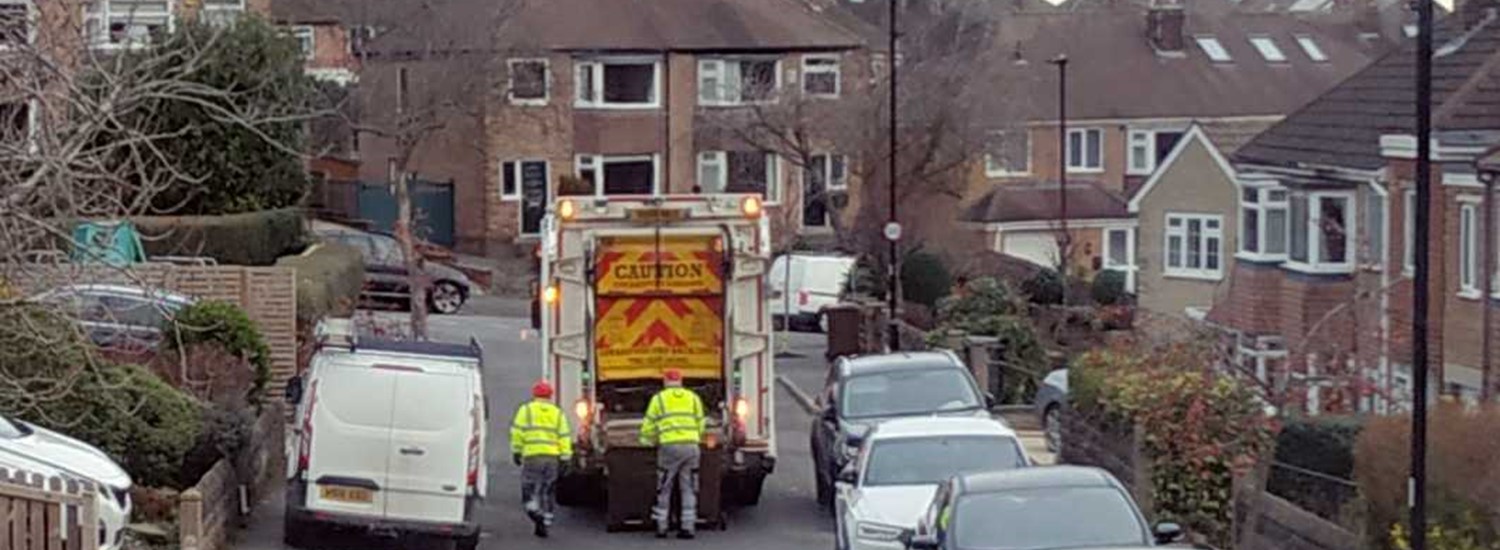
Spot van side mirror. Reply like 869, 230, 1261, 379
1152, 521, 1184, 544
284, 375, 304, 405
983, 391, 997, 409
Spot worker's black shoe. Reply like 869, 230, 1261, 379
534, 521, 548, 538
677, 531, 696, 540
655, 529, 669, 539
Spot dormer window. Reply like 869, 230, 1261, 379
1249, 36, 1286, 62
1195, 36, 1231, 62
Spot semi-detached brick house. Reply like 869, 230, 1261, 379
1217, 2, 1500, 413
956, 0, 1382, 289
487, 0, 869, 251
2, 0, 267, 141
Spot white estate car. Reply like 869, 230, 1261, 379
834, 417, 1030, 550
0, 414, 133, 550
283, 321, 487, 550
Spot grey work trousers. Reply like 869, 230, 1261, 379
521, 457, 560, 524
652, 443, 701, 533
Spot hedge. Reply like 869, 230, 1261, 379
275, 242, 365, 323
1268, 415, 1365, 522
168, 301, 272, 404
131, 208, 307, 266
901, 251, 952, 307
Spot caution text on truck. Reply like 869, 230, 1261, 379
593, 235, 724, 381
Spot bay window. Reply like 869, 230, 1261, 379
698, 58, 779, 106
1164, 213, 1223, 279
576, 154, 658, 196
1286, 191, 1356, 273
575, 58, 660, 109
1239, 186, 1288, 260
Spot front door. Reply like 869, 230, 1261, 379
520, 161, 549, 236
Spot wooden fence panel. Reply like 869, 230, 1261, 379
0, 468, 99, 550
10, 264, 300, 398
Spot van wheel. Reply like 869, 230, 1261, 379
456, 533, 480, 550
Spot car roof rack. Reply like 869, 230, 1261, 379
313, 318, 483, 362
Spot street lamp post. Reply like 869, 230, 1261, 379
1411, 0, 1434, 547
1049, 55, 1070, 304
886, 0, 901, 351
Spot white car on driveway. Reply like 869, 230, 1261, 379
0, 414, 133, 550
834, 417, 1030, 550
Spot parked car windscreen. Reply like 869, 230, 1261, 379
954, 487, 1147, 550
862, 436, 1024, 486
840, 368, 981, 419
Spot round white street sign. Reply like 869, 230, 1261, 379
883, 221, 903, 242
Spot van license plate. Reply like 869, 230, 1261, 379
319, 485, 374, 504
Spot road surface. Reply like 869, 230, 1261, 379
236, 307, 835, 549
234, 300, 1051, 549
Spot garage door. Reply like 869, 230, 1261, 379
1001, 232, 1059, 267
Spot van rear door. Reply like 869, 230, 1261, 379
306, 365, 398, 518
383, 369, 474, 524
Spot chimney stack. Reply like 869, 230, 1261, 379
1147, 0, 1186, 52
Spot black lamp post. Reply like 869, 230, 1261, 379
1477, 145, 1500, 404
886, 0, 901, 351
1410, 0, 1435, 547
1049, 54, 1069, 304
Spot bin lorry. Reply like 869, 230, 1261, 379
536, 194, 775, 531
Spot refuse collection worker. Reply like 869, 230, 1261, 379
511, 379, 572, 538
640, 368, 707, 540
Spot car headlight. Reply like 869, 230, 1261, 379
857, 521, 905, 541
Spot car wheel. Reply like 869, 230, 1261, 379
428, 281, 466, 314
1044, 404, 1063, 453
283, 515, 314, 548
456, 532, 480, 550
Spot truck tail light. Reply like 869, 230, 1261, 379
734, 397, 750, 423
741, 196, 763, 218
558, 199, 578, 220
542, 284, 559, 304
575, 399, 592, 424
798, 290, 809, 306
297, 381, 319, 475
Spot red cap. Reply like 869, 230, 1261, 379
663, 368, 683, 383
531, 379, 554, 398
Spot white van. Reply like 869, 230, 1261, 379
769, 254, 856, 332
283, 321, 487, 549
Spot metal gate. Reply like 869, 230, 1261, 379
356, 180, 456, 246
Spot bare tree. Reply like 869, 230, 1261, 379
321, 0, 519, 339
0, 5, 320, 419
701, 0, 1028, 258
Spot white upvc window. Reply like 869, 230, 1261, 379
1458, 198, 1480, 297
699, 150, 781, 203
1238, 185, 1289, 261
697, 151, 726, 193
1164, 213, 1224, 280
1066, 128, 1103, 173
1287, 191, 1356, 274
809, 153, 848, 192
507, 58, 550, 105
698, 57, 780, 106
575, 57, 661, 109
1103, 226, 1137, 292
1127, 130, 1154, 176
0, 0, 35, 49
1404, 188, 1416, 275
576, 154, 660, 196
86, 0, 174, 49
500, 160, 547, 201
984, 131, 1030, 177
802, 54, 841, 98
289, 25, 314, 60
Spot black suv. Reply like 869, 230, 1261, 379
809, 350, 996, 508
